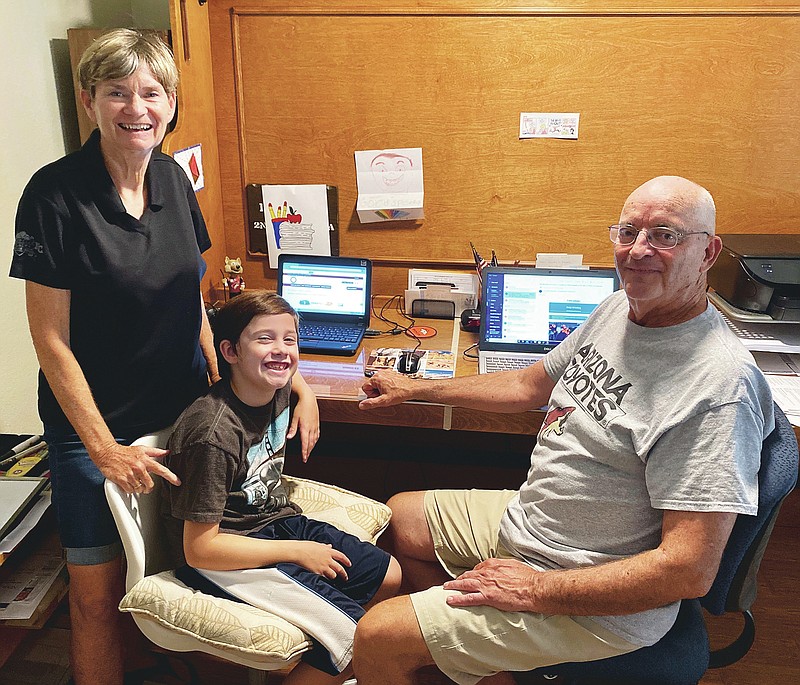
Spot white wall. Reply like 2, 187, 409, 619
0, 1, 168, 433
132, 0, 170, 28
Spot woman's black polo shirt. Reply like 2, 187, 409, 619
10, 129, 212, 437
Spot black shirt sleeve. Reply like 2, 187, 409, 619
186, 184, 212, 256
10, 179, 72, 289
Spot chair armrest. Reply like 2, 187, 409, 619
281, 475, 391, 543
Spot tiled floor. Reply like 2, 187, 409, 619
0, 626, 70, 685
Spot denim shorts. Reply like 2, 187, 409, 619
45, 427, 131, 565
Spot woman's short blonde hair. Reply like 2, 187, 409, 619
77, 28, 178, 97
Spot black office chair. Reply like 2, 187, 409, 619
514, 402, 799, 685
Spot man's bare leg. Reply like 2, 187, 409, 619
353, 595, 436, 685
386, 492, 450, 591
68, 559, 125, 685
367, 555, 403, 607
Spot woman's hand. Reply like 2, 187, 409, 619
289, 391, 320, 461
93, 442, 180, 494
291, 541, 352, 580
289, 372, 320, 462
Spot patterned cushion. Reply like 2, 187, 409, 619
119, 477, 391, 660
281, 475, 391, 542
120, 571, 311, 660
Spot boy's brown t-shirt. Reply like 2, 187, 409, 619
161, 378, 299, 567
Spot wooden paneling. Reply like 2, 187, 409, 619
165, 0, 228, 300
208, 1, 800, 295
67, 28, 104, 145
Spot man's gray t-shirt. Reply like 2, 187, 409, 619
498, 290, 774, 646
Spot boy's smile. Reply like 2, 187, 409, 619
221, 313, 299, 406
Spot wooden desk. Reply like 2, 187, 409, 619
297, 316, 543, 437
288, 314, 538, 498
291, 312, 800, 499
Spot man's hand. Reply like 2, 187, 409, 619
443, 558, 539, 612
291, 541, 352, 580
359, 370, 418, 409
93, 443, 180, 494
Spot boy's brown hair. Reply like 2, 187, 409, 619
212, 291, 299, 380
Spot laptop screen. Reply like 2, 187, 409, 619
479, 267, 619, 354
278, 254, 372, 322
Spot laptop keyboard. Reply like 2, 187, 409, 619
300, 323, 363, 342
483, 356, 537, 373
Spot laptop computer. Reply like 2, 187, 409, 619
277, 254, 372, 356
478, 266, 619, 374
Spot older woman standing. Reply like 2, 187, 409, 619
10, 30, 318, 685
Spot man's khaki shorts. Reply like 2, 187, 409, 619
409, 489, 638, 685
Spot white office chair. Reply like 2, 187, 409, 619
104, 428, 391, 684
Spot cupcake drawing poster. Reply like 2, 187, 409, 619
261, 184, 334, 268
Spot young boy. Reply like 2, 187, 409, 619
162, 291, 401, 683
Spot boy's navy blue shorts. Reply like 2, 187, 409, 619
176, 514, 391, 675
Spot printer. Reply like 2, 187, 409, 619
708, 234, 800, 321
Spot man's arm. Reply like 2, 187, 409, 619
444, 509, 736, 615
359, 359, 556, 413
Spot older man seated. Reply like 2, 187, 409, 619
352, 176, 774, 685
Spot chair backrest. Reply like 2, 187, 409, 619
702, 402, 799, 615
104, 427, 174, 591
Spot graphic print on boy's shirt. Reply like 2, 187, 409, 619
242, 406, 290, 509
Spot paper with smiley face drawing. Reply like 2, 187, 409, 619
355, 147, 424, 223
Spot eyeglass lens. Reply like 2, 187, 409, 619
613, 226, 679, 249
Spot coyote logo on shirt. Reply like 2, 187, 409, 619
540, 406, 575, 439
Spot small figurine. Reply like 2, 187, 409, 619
222, 256, 245, 299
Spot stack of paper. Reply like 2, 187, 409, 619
0, 547, 66, 620
710, 293, 800, 425
751, 352, 800, 426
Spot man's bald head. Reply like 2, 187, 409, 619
622, 176, 716, 234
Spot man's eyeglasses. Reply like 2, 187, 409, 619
609, 225, 711, 250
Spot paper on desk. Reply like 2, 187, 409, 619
0, 548, 65, 620
0, 491, 51, 555
365, 348, 456, 380
753, 352, 800, 375
718, 311, 800, 353
764, 375, 800, 426
407, 269, 477, 294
